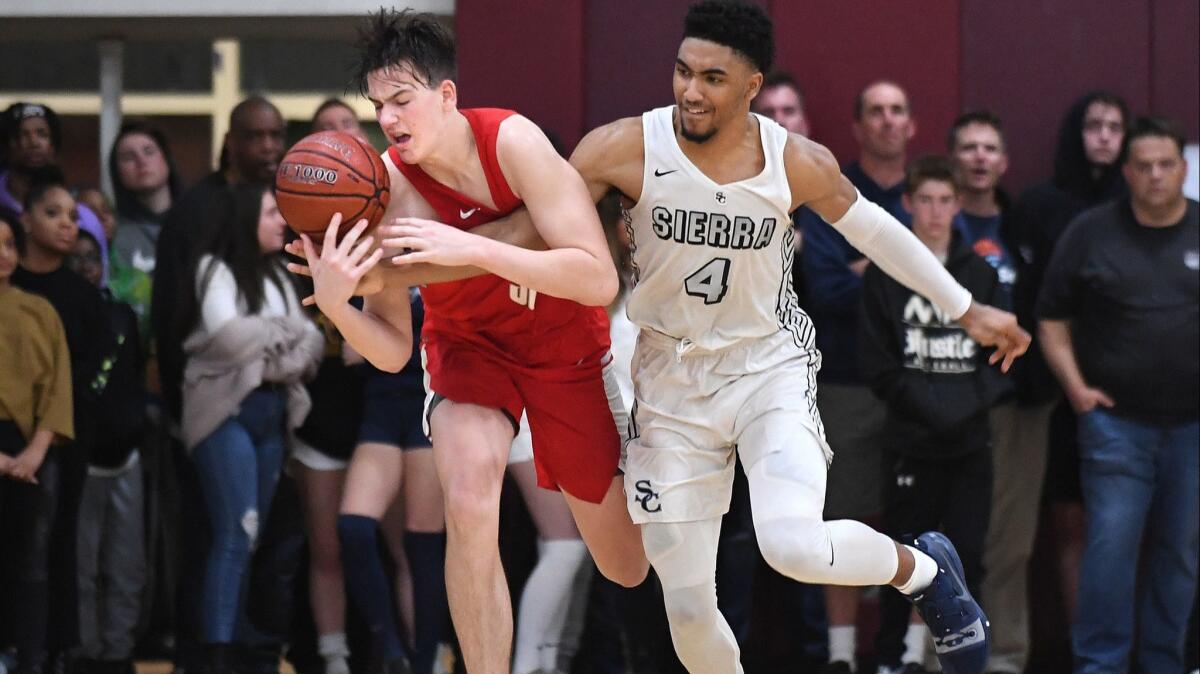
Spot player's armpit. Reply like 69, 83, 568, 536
569, 117, 645, 204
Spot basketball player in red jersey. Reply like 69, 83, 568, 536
291, 10, 648, 674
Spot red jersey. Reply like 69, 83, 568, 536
390, 108, 610, 368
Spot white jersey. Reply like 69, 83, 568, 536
625, 105, 816, 354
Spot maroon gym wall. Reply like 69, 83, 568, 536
456, 0, 1198, 193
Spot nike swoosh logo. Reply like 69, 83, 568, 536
654, 169, 678, 177
460, 207, 479, 219
829, 538, 835, 566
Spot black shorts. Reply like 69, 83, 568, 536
357, 370, 431, 450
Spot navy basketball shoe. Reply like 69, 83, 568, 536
909, 532, 990, 674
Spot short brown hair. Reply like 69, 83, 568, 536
905, 155, 959, 195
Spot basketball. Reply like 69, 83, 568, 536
274, 130, 390, 241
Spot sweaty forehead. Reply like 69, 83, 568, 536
368, 64, 431, 96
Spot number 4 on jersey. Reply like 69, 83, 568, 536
684, 257, 731, 304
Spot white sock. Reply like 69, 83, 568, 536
317, 632, 350, 674
512, 538, 588, 674
896, 545, 938, 595
901, 623, 928, 664
828, 625, 856, 667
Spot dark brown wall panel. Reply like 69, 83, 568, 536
456, 0, 586, 147
1151, 0, 1200, 140
770, 2, 961, 168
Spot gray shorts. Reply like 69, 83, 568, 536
819, 382, 886, 520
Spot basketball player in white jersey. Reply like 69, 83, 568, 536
343, 4, 1027, 673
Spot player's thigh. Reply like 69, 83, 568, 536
402, 447, 445, 532
428, 399, 513, 506
738, 408, 830, 526
340, 442, 405, 519
509, 459, 579, 540
295, 464, 346, 553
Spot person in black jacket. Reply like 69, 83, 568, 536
861, 157, 1009, 674
66, 228, 146, 674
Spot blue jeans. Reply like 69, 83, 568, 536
192, 389, 286, 643
1073, 409, 1200, 674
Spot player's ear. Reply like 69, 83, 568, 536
439, 79, 458, 111
746, 71, 764, 102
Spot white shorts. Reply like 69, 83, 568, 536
506, 356, 630, 467
624, 329, 829, 524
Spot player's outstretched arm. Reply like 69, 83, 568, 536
300, 215, 414, 373
788, 135, 1030, 371
387, 116, 619, 306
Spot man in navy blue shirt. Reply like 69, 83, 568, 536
800, 80, 916, 674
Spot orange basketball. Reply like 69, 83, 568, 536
274, 131, 390, 241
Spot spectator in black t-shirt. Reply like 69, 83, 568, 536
1038, 116, 1199, 674
861, 157, 1008, 674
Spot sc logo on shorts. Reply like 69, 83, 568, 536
634, 479, 662, 513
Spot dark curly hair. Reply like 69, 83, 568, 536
354, 9, 457, 96
683, 1, 774, 74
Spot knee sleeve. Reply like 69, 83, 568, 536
336, 513, 378, 565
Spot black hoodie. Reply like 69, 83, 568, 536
859, 232, 1011, 458
1010, 91, 1130, 404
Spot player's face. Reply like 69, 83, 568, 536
853, 83, 914, 161
673, 38, 762, 144
227, 105, 286, 185
22, 186, 79, 257
904, 180, 960, 243
0, 221, 18, 284
1124, 136, 1187, 212
1082, 102, 1125, 166
9, 116, 55, 170
67, 234, 103, 288
367, 65, 456, 165
257, 190, 288, 254
753, 85, 809, 136
314, 105, 370, 144
952, 123, 1007, 195
115, 132, 170, 195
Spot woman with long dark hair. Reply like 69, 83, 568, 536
177, 183, 322, 670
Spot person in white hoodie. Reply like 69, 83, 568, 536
177, 183, 322, 672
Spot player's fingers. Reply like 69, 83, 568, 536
391, 251, 433, 265
284, 240, 305, 259
285, 262, 313, 277
301, 234, 321, 265
382, 236, 425, 251
324, 213, 344, 252
302, 294, 316, 307
380, 224, 418, 241
338, 219, 370, 256
347, 236, 375, 265
352, 248, 385, 276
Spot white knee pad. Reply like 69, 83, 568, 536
756, 515, 836, 581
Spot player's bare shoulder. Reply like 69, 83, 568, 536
782, 133, 849, 213
570, 116, 645, 202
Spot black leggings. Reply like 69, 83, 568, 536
1, 421, 60, 672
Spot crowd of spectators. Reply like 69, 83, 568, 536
0, 63, 1196, 674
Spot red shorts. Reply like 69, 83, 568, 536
421, 337, 621, 504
